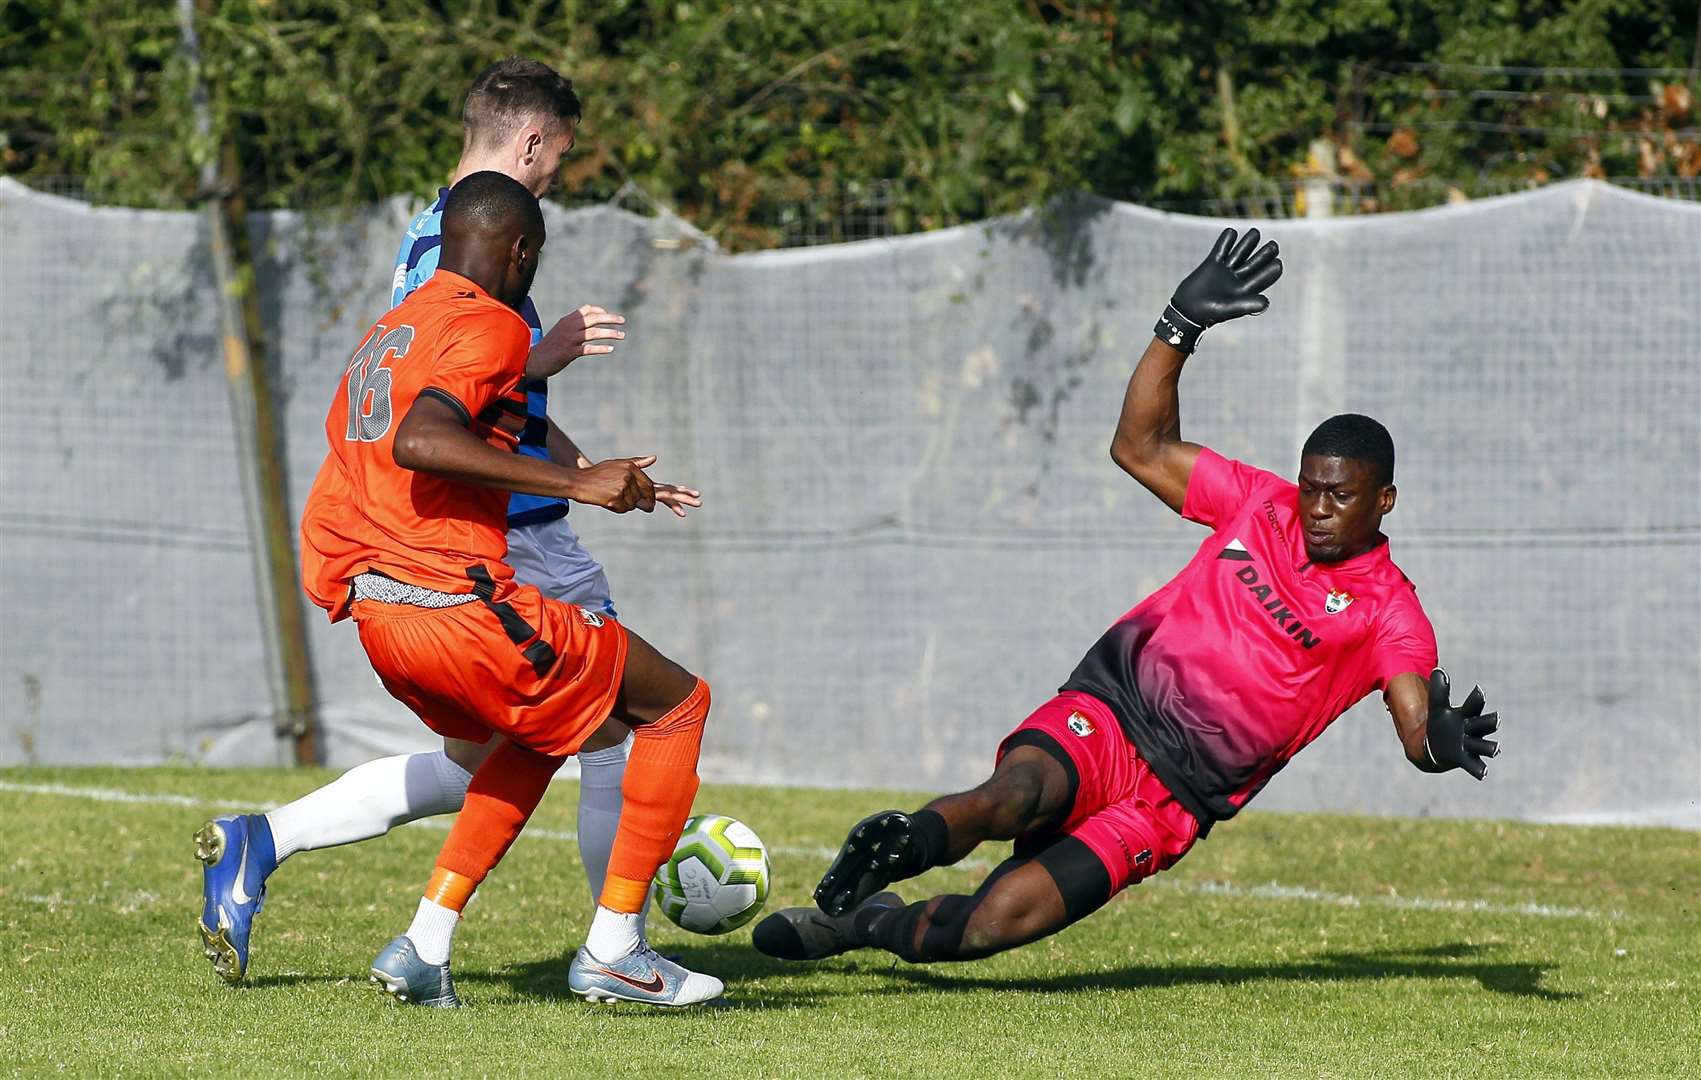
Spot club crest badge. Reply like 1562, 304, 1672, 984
1066, 712, 1095, 737
1324, 589, 1355, 615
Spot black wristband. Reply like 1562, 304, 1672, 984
1154, 303, 1205, 354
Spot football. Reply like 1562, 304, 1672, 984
651, 814, 772, 934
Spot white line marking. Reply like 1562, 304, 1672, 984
0, 779, 808, 852
0, 780, 572, 840
0, 780, 250, 809
0, 780, 1615, 920
1164, 879, 1613, 920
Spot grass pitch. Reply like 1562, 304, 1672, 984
1, 766, 1696, 1078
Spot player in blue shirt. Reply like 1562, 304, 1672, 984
197, 59, 701, 993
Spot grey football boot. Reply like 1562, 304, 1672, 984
369, 935, 462, 1008
567, 942, 724, 1006
752, 891, 904, 961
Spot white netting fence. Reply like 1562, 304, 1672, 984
1, 178, 1696, 825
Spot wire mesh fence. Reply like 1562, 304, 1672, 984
15, 170, 1699, 244
1143, 175, 1701, 219
2, 176, 1697, 826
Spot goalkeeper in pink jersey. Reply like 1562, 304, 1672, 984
754, 227, 1501, 966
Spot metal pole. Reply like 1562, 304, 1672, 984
178, 0, 321, 764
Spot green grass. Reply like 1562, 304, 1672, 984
2, 766, 1697, 1078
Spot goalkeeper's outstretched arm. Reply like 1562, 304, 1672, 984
1386, 669, 1502, 779
1109, 338, 1203, 515
1110, 227, 1284, 515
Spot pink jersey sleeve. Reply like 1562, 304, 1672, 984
1368, 589, 1439, 692
1182, 446, 1290, 529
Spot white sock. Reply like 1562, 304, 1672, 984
405, 896, 461, 966
266, 750, 472, 863
584, 905, 644, 963
575, 734, 631, 902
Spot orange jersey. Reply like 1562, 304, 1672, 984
300, 271, 534, 620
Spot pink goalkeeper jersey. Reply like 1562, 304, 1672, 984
1060, 447, 1437, 831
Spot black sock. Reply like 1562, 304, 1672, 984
853, 900, 927, 963
901, 808, 951, 877
853, 895, 977, 963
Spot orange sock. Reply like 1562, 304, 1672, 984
600, 678, 710, 913
431, 738, 564, 896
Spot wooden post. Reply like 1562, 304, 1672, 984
179, 0, 321, 765
1215, 63, 1253, 177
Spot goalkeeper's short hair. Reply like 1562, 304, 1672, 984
1303, 413, 1395, 487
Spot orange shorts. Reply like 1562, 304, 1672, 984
353, 583, 628, 757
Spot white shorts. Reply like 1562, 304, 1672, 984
505, 514, 616, 616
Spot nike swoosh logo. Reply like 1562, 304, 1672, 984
229, 829, 255, 906
595, 966, 665, 994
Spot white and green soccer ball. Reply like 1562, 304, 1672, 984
651, 814, 772, 935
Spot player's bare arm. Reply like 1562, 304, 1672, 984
545, 416, 595, 470
1385, 672, 1442, 771
532, 308, 702, 518
526, 304, 626, 380
1110, 227, 1284, 514
1386, 668, 1501, 779
546, 416, 702, 519
1109, 338, 1203, 514
394, 394, 657, 512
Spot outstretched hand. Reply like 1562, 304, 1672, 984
654, 482, 702, 519
1423, 668, 1501, 780
1156, 227, 1283, 353
527, 305, 627, 380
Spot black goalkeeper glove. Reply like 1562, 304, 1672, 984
1423, 668, 1501, 780
1154, 227, 1284, 354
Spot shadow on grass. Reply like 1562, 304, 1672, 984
480, 942, 847, 1010
878, 942, 1579, 1001
244, 971, 358, 990
249, 943, 1572, 1006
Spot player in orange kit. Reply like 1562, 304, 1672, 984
296, 170, 721, 1008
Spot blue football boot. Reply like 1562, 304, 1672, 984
194, 814, 276, 984
369, 936, 462, 1008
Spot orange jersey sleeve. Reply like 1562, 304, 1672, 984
299, 272, 534, 619
419, 305, 535, 433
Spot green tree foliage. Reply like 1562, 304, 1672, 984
2, 1, 1695, 247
